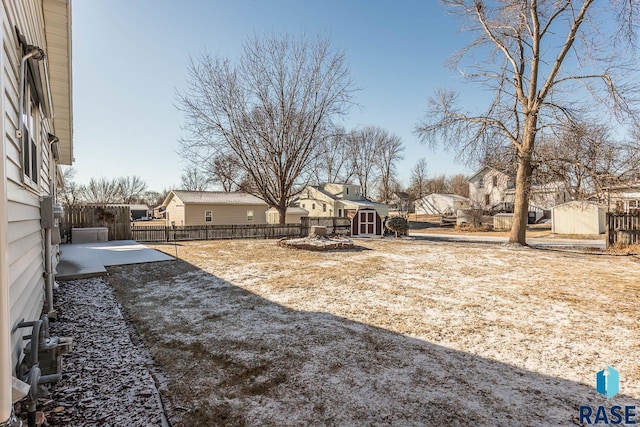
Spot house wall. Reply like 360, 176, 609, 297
2, 0, 56, 374
299, 188, 336, 217
609, 190, 640, 213
468, 169, 512, 210
322, 183, 361, 201
552, 202, 606, 234
184, 204, 268, 225
164, 195, 186, 226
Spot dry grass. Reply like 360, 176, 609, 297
107, 238, 640, 426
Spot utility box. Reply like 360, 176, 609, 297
40, 196, 64, 229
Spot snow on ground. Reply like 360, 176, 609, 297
101, 238, 639, 426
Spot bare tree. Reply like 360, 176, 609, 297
180, 166, 212, 192
348, 126, 404, 200
374, 130, 404, 203
407, 158, 429, 201
141, 190, 165, 208
59, 167, 83, 207
425, 175, 448, 194
311, 126, 354, 185
447, 174, 469, 197
117, 176, 147, 204
416, 1, 640, 245
82, 177, 121, 204
536, 121, 640, 200
177, 34, 354, 223
348, 127, 380, 198
210, 154, 244, 192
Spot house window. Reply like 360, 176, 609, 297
247, 210, 254, 221
302, 204, 306, 208
312, 203, 316, 210
323, 203, 327, 212
492, 176, 498, 186
205, 210, 213, 222
478, 177, 484, 188
338, 208, 343, 217
22, 90, 39, 187
346, 187, 349, 195
484, 194, 490, 206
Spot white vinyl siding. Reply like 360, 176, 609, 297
2, 0, 55, 372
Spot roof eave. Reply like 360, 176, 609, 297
43, 0, 73, 165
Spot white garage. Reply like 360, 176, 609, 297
551, 201, 607, 235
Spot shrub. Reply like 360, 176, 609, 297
386, 217, 409, 237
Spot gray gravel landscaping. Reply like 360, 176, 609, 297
23, 277, 168, 426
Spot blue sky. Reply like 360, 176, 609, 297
72, 0, 476, 192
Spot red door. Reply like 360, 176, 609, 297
358, 210, 376, 235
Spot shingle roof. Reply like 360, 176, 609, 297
171, 191, 267, 205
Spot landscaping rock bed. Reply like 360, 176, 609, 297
15, 277, 168, 426
278, 225, 355, 251
278, 236, 355, 251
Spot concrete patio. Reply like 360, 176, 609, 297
56, 240, 174, 280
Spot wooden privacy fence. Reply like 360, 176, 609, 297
131, 224, 301, 242
64, 205, 132, 242
300, 217, 351, 236
606, 212, 640, 247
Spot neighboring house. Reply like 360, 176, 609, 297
298, 183, 389, 236
152, 205, 166, 219
104, 203, 150, 220
0, 0, 73, 423
603, 181, 640, 214
415, 193, 473, 216
388, 191, 411, 213
504, 181, 571, 211
468, 166, 514, 211
469, 166, 569, 218
552, 201, 607, 234
162, 190, 268, 226
266, 207, 309, 224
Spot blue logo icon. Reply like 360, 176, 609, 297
596, 366, 619, 398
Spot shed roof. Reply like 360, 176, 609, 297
551, 200, 607, 210
165, 190, 268, 206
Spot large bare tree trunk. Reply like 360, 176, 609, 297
277, 205, 287, 225
509, 120, 535, 245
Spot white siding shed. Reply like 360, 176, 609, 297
552, 201, 607, 235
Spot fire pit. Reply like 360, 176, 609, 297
278, 226, 355, 251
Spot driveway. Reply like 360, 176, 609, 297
409, 230, 606, 249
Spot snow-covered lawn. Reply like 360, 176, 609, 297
107, 238, 640, 426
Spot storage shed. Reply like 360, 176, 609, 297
551, 201, 607, 235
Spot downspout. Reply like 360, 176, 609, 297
17, 46, 45, 156
45, 136, 59, 319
